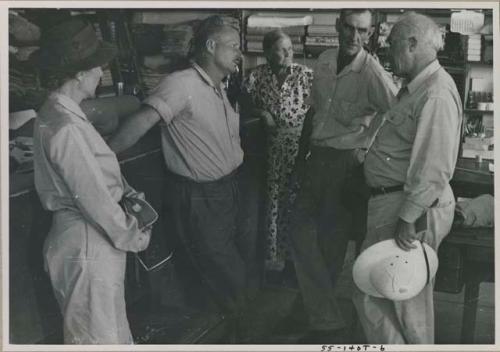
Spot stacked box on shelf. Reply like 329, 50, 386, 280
92, 22, 115, 95
132, 10, 238, 27
132, 24, 164, 94
303, 12, 339, 58
467, 34, 482, 62
244, 13, 312, 54
245, 26, 306, 53
305, 25, 339, 58
132, 12, 239, 95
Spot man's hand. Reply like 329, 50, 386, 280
394, 218, 418, 251
350, 114, 376, 129
353, 148, 367, 165
142, 226, 152, 237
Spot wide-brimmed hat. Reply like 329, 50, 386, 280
30, 18, 117, 72
353, 239, 438, 301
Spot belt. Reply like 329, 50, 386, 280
308, 145, 353, 158
370, 184, 404, 197
166, 168, 238, 185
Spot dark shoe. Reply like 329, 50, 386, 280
298, 327, 350, 344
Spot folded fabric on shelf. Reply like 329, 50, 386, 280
311, 12, 340, 25
247, 13, 313, 28
246, 25, 306, 36
162, 23, 194, 57
455, 194, 494, 228
9, 11, 40, 45
245, 34, 303, 44
133, 11, 239, 27
246, 41, 304, 54
305, 36, 339, 46
307, 24, 338, 36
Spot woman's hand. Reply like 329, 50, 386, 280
255, 109, 277, 133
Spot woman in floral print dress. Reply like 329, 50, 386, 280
243, 29, 313, 275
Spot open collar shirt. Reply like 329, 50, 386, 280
310, 48, 397, 149
143, 63, 243, 182
364, 60, 463, 223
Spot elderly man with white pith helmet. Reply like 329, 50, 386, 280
352, 12, 462, 344
32, 19, 151, 344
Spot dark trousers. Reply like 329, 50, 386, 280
289, 146, 368, 330
163, 171, 248, 316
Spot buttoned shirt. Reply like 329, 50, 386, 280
143, 63, 243, 182
243, 62, 313, 129
34, 93, 147, 252
364, 60, 463, 223
310, 48, 397, 149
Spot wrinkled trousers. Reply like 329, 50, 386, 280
164, 170, 248, 317
352, 184, 455, 344
44, 210, 133, 344
289, 147, 368, 330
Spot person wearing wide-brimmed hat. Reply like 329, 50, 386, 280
32, 19, 151, 344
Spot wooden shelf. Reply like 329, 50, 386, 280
466, 61, 494, 66
464, 109, 494, 114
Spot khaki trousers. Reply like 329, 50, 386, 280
352, 184, 455, 344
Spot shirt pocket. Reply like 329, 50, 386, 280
384, 108, 417, 143
385, 109, 407, 126
330, 99, 365, 126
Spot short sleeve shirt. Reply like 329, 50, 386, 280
143, 64, 243, 182
242, 63, 313, 129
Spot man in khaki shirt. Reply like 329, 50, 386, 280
353, 12, 462, 344
289, 9, 397, 343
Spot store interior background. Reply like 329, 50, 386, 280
8, 7, 495, 345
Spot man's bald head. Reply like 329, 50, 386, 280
391, 12, 444, 55
388, 12, 444, 79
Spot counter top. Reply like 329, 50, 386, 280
10, 137, 493, 198
453, 157, 494, 187
10, 127, 161, 198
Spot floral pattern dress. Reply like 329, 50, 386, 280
243, 63, 313, 271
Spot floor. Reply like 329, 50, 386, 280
125, 242, 495, 345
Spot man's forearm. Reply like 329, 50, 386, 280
108, 106, 160, 154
